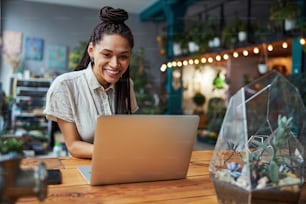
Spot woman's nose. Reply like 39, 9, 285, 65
109, 57, 119, 68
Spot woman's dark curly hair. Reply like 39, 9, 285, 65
75, 6, 134, 114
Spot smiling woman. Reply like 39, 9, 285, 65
43, 6, 139, 159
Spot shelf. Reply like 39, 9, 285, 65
11, 77, 52, 152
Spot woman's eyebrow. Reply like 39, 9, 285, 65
100, 49, 130, 54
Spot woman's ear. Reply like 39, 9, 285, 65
87, 42, 94, 57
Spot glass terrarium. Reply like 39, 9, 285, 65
209, 71, 306, 204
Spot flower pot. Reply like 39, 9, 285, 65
284, 19, 296, 31
208, 39, 214, 48
257, 64, 268, 74
213, 37, 221, 47
173, 43, 182, 56
188, 41, 199, 53
238, 31, 247, 42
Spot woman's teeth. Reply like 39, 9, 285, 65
105, 69, 119, 74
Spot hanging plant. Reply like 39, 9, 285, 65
192, 92, 206, 107
213, 71, 226, 90
268, 0, 301, 32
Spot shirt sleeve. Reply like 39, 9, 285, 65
43, 78, 75, 123
129, 79, 139, 113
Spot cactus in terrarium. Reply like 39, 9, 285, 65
249, 115, 302, 189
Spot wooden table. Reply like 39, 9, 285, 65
17, 151, 218, 204
17, 150, 306, 204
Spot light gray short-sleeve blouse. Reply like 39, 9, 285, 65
43, 64, 138, 143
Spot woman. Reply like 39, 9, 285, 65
44, 6, 138, 159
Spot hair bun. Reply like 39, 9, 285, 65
99, 6, 128, 24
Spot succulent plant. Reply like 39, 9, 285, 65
0, 137, 23, 155
248, 115, 302, 188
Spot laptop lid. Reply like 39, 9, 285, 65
89, 114, 199, 185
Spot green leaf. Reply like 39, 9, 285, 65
0, 138, 23, 154
269, 160, 279, 183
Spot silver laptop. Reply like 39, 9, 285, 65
78, 114, 199, 186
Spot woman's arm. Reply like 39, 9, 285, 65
57, 118, 93, 159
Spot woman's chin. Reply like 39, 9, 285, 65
105, 76, 120, 84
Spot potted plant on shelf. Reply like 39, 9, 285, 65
235, 19, 248, 42
221, 21, 237, 49
0, 137, 23, 156
172, 32, 187, 56
209, 71, 306, 204
269, 0, 301, 31
192, 92, 206, 115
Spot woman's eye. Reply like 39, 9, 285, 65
119, 55, 129, 60
103, 53, 111, 58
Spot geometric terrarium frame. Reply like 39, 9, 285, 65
209, 71, 306, 203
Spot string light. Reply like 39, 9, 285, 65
177, 61, 183, 67
300, 38, 305, 45
161, 39, 293, 71
233, 52, 239, 58
160, 64, 167, 72
216, 55, 221, 61
243, 50, 249, 56
201, 57, 207, 63
282, 42, 288, 48
183, 60, 188, 66
253, 47, 259, 54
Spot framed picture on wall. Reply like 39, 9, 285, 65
24, 37, 44, 61
3, 30, 23, 55
47, 45, 67, 71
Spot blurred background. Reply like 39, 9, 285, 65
0, 0, 305, 155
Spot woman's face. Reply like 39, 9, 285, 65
88, 34, 131, 88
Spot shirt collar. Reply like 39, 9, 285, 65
85, 63, 115, 91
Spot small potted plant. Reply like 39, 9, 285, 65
235, 19, 248, 42
192, 92, 206, 115
0, 137, 23, 157
221, 21, 237, 49
269, 0, 301, 31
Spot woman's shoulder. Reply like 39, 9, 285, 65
54, 70, 85, 83
51, 70, 86, 88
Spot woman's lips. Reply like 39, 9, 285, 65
105, 69, 120, 77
